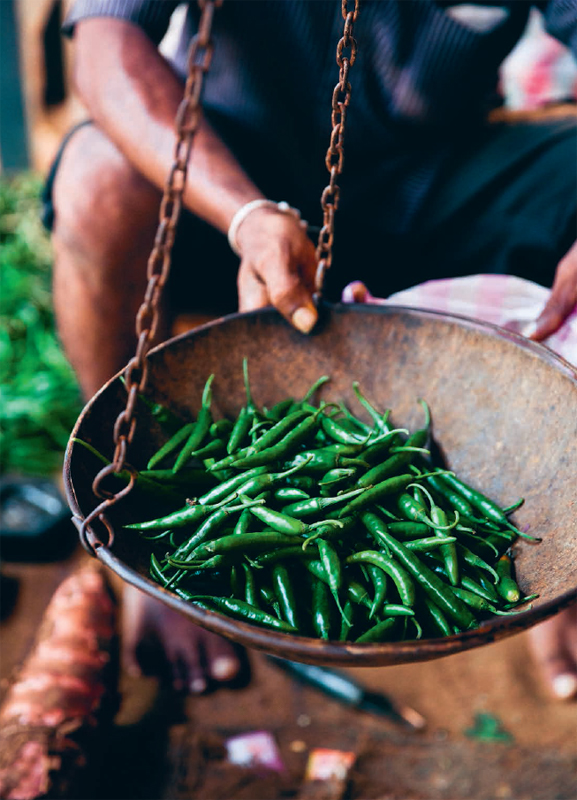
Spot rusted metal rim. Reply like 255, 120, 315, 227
92, 545, 577, 667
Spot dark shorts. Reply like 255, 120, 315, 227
42, 114, 577, 313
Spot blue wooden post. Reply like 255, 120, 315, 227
0, 0, 30, 172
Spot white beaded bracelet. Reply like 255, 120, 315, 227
227, 199, 307, 256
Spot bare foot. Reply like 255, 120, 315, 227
527, 606, 577, 700
121, 584, 244, 694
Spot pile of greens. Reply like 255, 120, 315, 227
0, 174, 81, 476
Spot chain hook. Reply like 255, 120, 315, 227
75, 0, 221, 554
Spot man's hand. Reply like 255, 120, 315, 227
236, 208, 319, 333
526, 240, 577, 341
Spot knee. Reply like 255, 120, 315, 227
52, 124, 159, 259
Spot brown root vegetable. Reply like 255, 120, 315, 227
0, 565, 118, 800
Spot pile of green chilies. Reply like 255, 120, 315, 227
118, 361, 539, 643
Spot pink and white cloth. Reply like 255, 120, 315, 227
500, 9, 577, 111
342, 274, 577, 367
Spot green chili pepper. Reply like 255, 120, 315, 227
460, 574, 501, 604
176, 592, 297, 633
247, 503, 342, 537
354, 617, 397, 643
456, 543, 499, 583
337, 402, 375, 436
311, 578, 333, 640
146, 421, 196, 469
302, 515, 358, 548
346, 550, 416, 606
360, 512, 476, 629
449, 586, 521, 616
166, 552, 231, 572
354, 430, 427, 489
264, 397, 295, 422
320, 414, 368, 445
200, 461, 307, 507
141, 466, 217, 490
242, 563, 260, 607
133, 391, 183, 434
472, 570, 502, 603
185, 438, 226, 461
259, 585, 282, 617
124, 490, 241, 531
173, 374, 215, 473
405, 535, 458, 552
385, 521, 431, 539
191, 530, 304, 560
228, 408, 327, 469
351, 381, 392, 433
501, 498, 525, 516
281, 486, 366, 519
421, 597, 455, 638
150, 553, 170, 585
283, 449, 368, 474
495, 554, 522, 603
169, 495, 265, 561
197, 465, 268, 505
339, 599, 355, 640
366, 563, 388, 619
254, 545, 317, 567
395, 492, 436, 528
271, 563, 301, 630
209, 418, 234, 440
346, 578, 373, 609
423, 472, 486, 526
485, 530, 517, 557
414, 483, 460, 586
338, 474, 414, 518
358, 428, 411, 465
273, 486, 311, 503
453, 529, 500, 561
250, 409, 312, 452
319, 465, 357, 485
439, 473, 541, 541
209, 409, 311, 471
299, 375, 331, 406
233, 506, 254, 536
227, 359, 259, 454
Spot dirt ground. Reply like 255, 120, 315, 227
1, 545, 576, 800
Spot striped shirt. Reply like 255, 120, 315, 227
63, 1, 577, 232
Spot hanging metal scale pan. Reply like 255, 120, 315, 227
63, 303, 577, 667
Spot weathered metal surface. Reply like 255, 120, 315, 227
63, 304, 577, 666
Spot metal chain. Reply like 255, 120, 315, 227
314, 0, 359, 297
79, 0, 222, 555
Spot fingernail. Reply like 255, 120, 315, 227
189, 677, 207, 694
552, 673, 577, 700
211, 656, 238, 681
522, 321, 538, 339
292, 305, 318, 334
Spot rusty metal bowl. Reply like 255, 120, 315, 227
63, 304, 577, 666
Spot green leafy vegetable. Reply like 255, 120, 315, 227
0, 174, 81, 476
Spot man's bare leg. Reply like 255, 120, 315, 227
52, 124, 242, 691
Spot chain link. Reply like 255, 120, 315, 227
81, 0, 222, 555
314, 0, 360, 296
